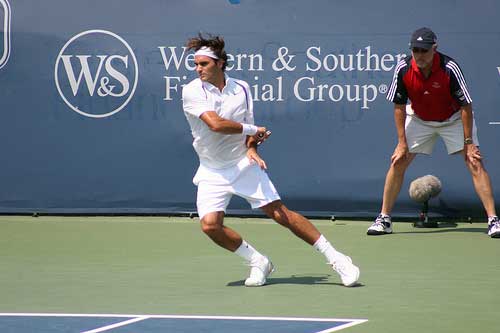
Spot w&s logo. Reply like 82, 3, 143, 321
0, 0, 11, 70
54, 30, 139, 118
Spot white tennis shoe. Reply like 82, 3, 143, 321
488, 216, 500, 238
331, 252, 360, 287
367, 214, 393, 235
244, 255, 275, 287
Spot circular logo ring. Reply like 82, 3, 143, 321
54, 29, 139, 118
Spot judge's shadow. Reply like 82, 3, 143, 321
227, 274, 364, 287
396, 225, 487, 235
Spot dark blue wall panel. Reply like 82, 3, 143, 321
0, 0, 498, 217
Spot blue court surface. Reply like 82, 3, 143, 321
0, 313, 367, 333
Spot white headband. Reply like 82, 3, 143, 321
194, 46, 219, 59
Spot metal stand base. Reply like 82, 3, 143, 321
413, 208, 457, 228
413, 220, 439, 228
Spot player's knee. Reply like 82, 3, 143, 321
272, 210, 288, 225
266, 204, 293, 226
200, 219, 222, 235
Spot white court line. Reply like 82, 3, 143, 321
80, 316, 149, 333
489, 122, 500, 125
0, 313, 366, 322
316, 319, 369, 333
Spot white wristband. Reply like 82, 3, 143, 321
241, 123, 258, 136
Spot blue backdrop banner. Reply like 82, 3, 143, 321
0, 0, 498, 217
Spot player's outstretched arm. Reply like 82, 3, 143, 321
200, 111, 266, 136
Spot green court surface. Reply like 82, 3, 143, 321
0, 216, 498, 333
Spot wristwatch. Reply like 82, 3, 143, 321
464, 137, 473, 145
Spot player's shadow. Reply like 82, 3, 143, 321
227, 274, 364, 287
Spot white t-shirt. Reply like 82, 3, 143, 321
182, 76, 254, 169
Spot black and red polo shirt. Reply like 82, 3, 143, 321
386, 52, 472, 121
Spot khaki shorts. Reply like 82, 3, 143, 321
405, 105, 479, 155
193, 157, 281, 220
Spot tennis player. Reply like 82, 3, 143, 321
182, 33, 360, 287
367, 27, 499, 237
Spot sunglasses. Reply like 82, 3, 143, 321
411, 47, 431, 54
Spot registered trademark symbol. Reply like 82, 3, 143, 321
379, 84, 388, 94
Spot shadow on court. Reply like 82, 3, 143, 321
227, 275, 365, 287
395, 226, 487, 235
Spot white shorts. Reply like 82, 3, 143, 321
193, 157, 281, 220
405, 105, 479, 155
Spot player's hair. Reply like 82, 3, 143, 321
186, 33, 228, 71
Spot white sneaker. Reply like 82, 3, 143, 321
367, 214, 393, 235
244, 256, 275, 287
331, 252, 360, 287
487, 217, 500, 238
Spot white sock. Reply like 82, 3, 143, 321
234, 240, 262, 262
488, 216, 498, 225
313, 234, 337, 264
